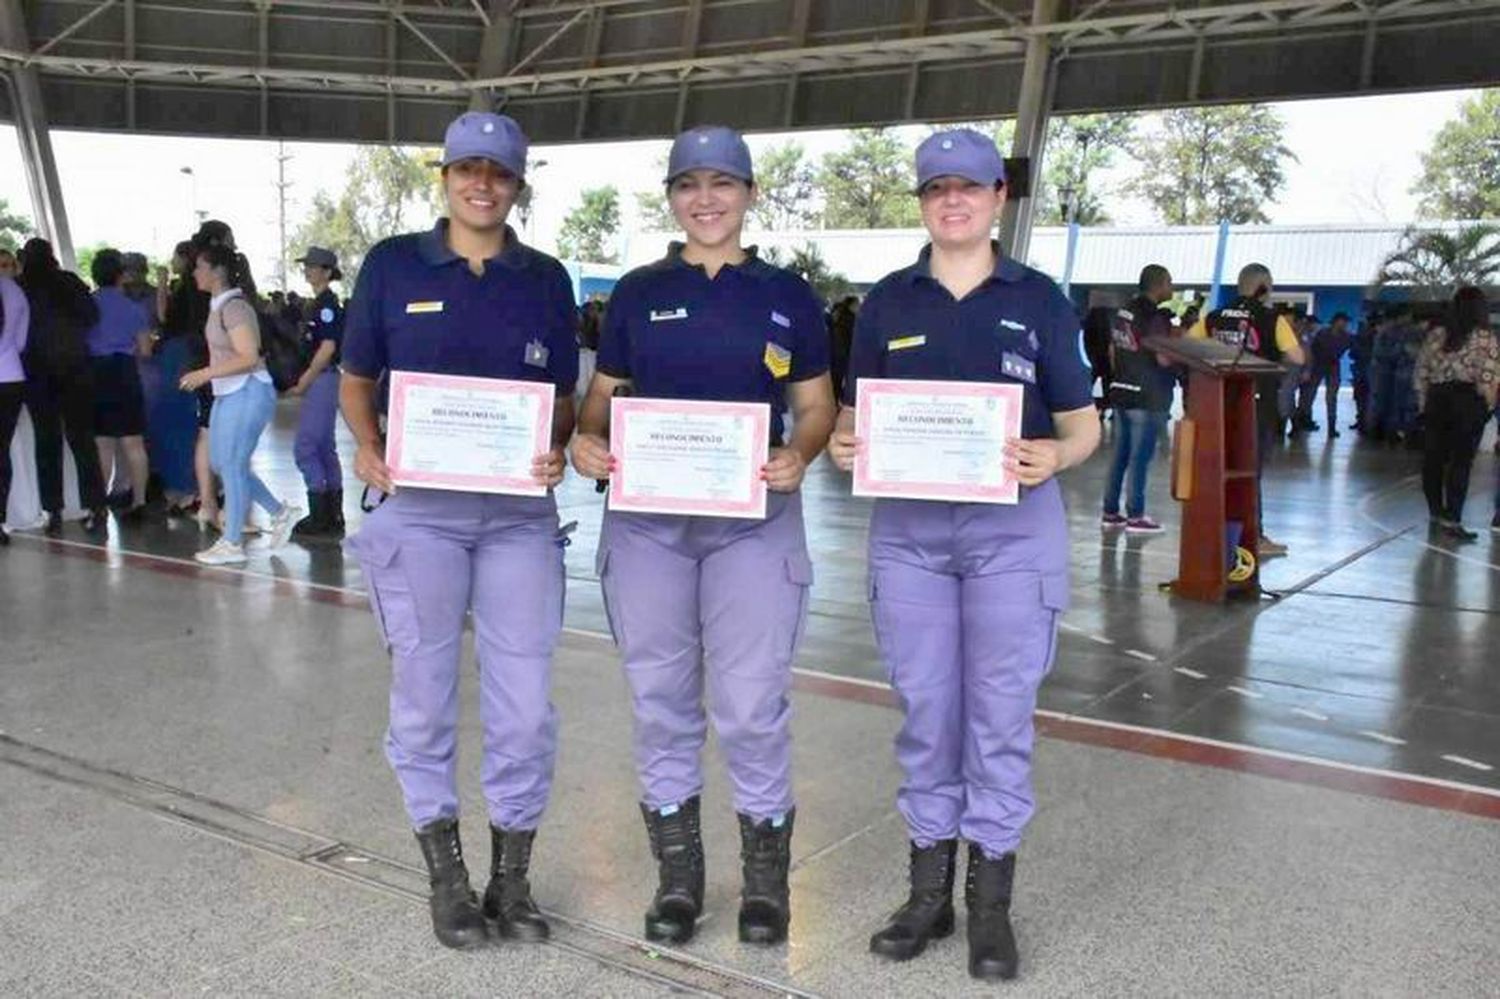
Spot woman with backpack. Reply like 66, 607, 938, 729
177, 243, 300, 565
18, 238, 109, 535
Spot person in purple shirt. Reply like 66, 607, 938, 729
828, 129, 1100, 982
0, 273, 30, 544
86, 249, 154, 521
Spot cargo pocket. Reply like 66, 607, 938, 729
595, 545, 625, 648
782, 551, 815, 661
355, 532, 421, 657
1039, 574, 1070, 675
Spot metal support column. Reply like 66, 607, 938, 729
1208, 220, 1232, 311
469, 2, 516, 112
0, 0, 74, 267
998, 0, 1060, 263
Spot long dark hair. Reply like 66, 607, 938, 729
196, 243, 255, 296
1444, 286, 1490, 353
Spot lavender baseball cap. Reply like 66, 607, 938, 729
915, 128, 1007, 190
665, 125, 754, 184
440, 111, 528, 179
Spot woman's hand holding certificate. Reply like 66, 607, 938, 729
852, 378, 1023, 504
608, 397, 771, 519
385, 371, 556, 496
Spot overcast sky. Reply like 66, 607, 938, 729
0, 88, 1479, 291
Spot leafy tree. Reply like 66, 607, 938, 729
0, 197, 31, 251
1036, 113, 1137, 225
291, 189, 369, 285
359, 146, 444, 235
749, 142, 818, 231
1413, 89, 1500, 221
1376, 224, 1500, 298
632, 154, 678, 233
763, 242, 851, 302
557, 186, 621, 263
1130, 105, 1293, 225
817, 129, 922, 229
290, 146, 443, 289
634, 191, 678, 233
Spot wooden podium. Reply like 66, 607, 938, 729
1144, 335, 1283, 603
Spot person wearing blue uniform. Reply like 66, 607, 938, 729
340, 112, 579, 951
288, 246, 346, 540
571, 126, 835, 948
827, 129, 1100, 982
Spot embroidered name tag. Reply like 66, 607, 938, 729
405, 301, 444, 314
999, 318, 1027, 331
1001, 351, 1036, 384
764, 342, 792, 378
650, 307, 688, 322
887, 335, 927, 352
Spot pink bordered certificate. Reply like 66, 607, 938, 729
854, 378, 1023, 504
386, 370, 554, 497
609, 397, 770, 519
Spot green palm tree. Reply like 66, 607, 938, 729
1375, 223, 1500, 298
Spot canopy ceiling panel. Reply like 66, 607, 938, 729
0, 0, 1495, 145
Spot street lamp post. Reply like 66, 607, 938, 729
179, 165, 198, 232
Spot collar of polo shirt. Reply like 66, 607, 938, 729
417, 220, 533, 270
662, 240, 777, 282
908, 241, 1026, 286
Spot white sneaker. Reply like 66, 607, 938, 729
194, 538, 247, 565
266, 502, 301, 550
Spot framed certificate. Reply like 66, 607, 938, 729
386, 370, 554, 496
609, 397, 770, 519
853, 378, 1023, 504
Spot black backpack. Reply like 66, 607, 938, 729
213, 298, 306, 393
254, 303, 307, 393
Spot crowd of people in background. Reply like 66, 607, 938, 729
2, 221, 1498, 553
1071, 271, 1500, 546
0, 219, 356, 557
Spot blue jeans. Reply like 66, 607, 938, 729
1103, 408, 1167, 519
209, 378, 282, 544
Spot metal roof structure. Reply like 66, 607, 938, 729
3, 1, 1498, 145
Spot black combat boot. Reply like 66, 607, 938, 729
640, 797, 705, 944
737, 809, 793, 945
414, 818, 489, 950
290, 491, 327, 538
482, 826, 550, 942
326, 488, 346, 538
964, 845, 1018, 981
869, 839, 957, 960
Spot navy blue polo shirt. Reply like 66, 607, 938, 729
843, 245, 1092, 438
302, 287, 345, 366
342, 221, 579, 394
597, 244, 829, 445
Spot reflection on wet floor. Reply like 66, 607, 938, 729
15, 402, 1500, 789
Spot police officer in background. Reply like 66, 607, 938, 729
340, 112, 578, 950
1187, 263, 1305, 557
288, 246, 345, 540
572, 125, 834, 949
828, 129, 1099, 982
